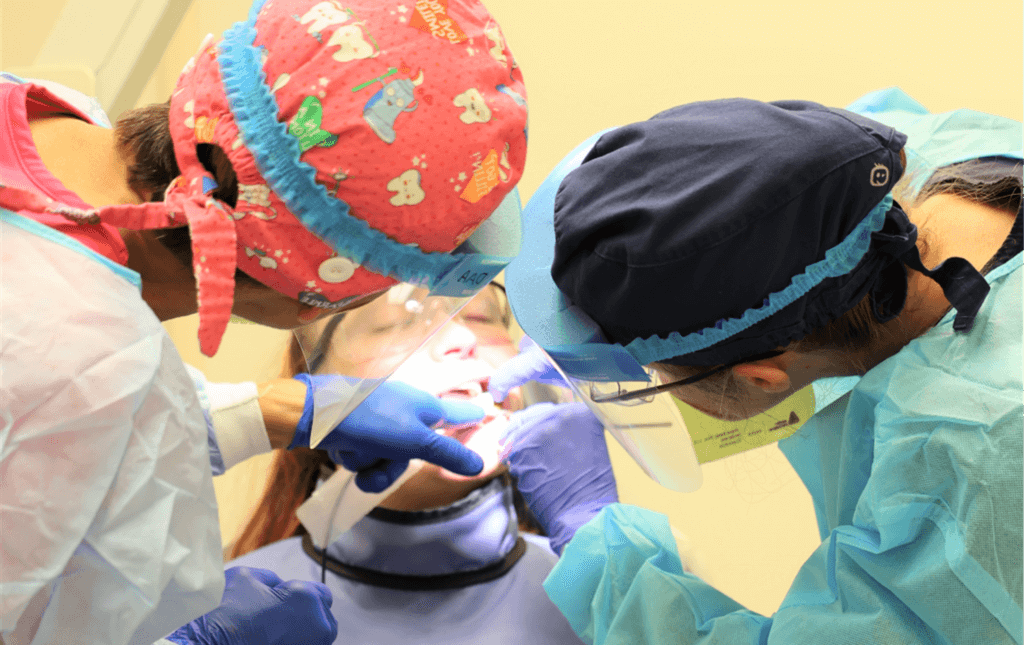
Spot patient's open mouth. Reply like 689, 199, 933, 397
437, 379, 486, 402
437, 378, 501, 442
433, 377, 509, 478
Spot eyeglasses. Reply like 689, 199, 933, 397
589, 350, 785, 404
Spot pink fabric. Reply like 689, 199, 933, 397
0, 81, 128, 264
157, 0, 528, 357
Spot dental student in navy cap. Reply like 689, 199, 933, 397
485, 88, 1022, 644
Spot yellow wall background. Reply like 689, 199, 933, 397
5, 0, 1021, 618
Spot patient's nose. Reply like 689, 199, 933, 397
430, 322, 478, 361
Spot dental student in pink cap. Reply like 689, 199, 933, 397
0, 1, 527, 644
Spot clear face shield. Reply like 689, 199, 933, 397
537, 344, 822, 492
540, 342, 705, 492
296, 281, 527, 550
506, 132, 828, 493
502, 132, 704, 492
292, 189, 522, 449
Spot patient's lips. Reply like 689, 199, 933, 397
435, 377, 510, 480
388, 355, 514, 480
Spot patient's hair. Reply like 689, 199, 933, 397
229, 307, 542, 560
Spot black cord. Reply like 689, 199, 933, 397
319, 472, 356, 585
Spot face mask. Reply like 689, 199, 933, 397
673, 386, 816, 464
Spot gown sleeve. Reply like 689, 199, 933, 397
546, 500, 1020, 645
185, 365, 270, 475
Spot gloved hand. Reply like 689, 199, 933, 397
291, 374, 486, 493
501, 402, 617, 555
166, 567, 337, 645
489, 336, 569, 403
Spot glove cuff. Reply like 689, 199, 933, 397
549, 501, 613, 555
289, 373, 316, 449
164, 626, 196, 645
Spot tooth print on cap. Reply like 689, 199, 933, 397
53, 0, 527, 356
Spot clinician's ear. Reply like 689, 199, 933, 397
732, 356, 792, 394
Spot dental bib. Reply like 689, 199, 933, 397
297, 359, 510, 548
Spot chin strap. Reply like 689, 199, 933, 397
870, 204, 990, 332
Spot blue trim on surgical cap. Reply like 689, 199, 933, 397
217, 18, 441, 286
624, 195, 892, 365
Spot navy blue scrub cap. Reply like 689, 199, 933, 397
551, 99, 990, 367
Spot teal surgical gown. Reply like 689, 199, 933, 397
542, 91, 1024, 644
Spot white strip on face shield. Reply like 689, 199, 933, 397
292, 189, 522, 450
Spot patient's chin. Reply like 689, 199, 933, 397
439, 413, 508, 482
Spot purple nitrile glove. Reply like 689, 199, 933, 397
166, 567, 337, 645
489, 336, 569, 403
291, 374, 486, 493
501, 402, 617, 555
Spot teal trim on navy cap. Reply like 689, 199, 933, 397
624, 195, 892, 365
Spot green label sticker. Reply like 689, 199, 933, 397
677, 386, 816, 463
289, 96, 337, 152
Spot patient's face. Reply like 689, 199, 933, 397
316, 285, 521, 505
317, 285, 516, 386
